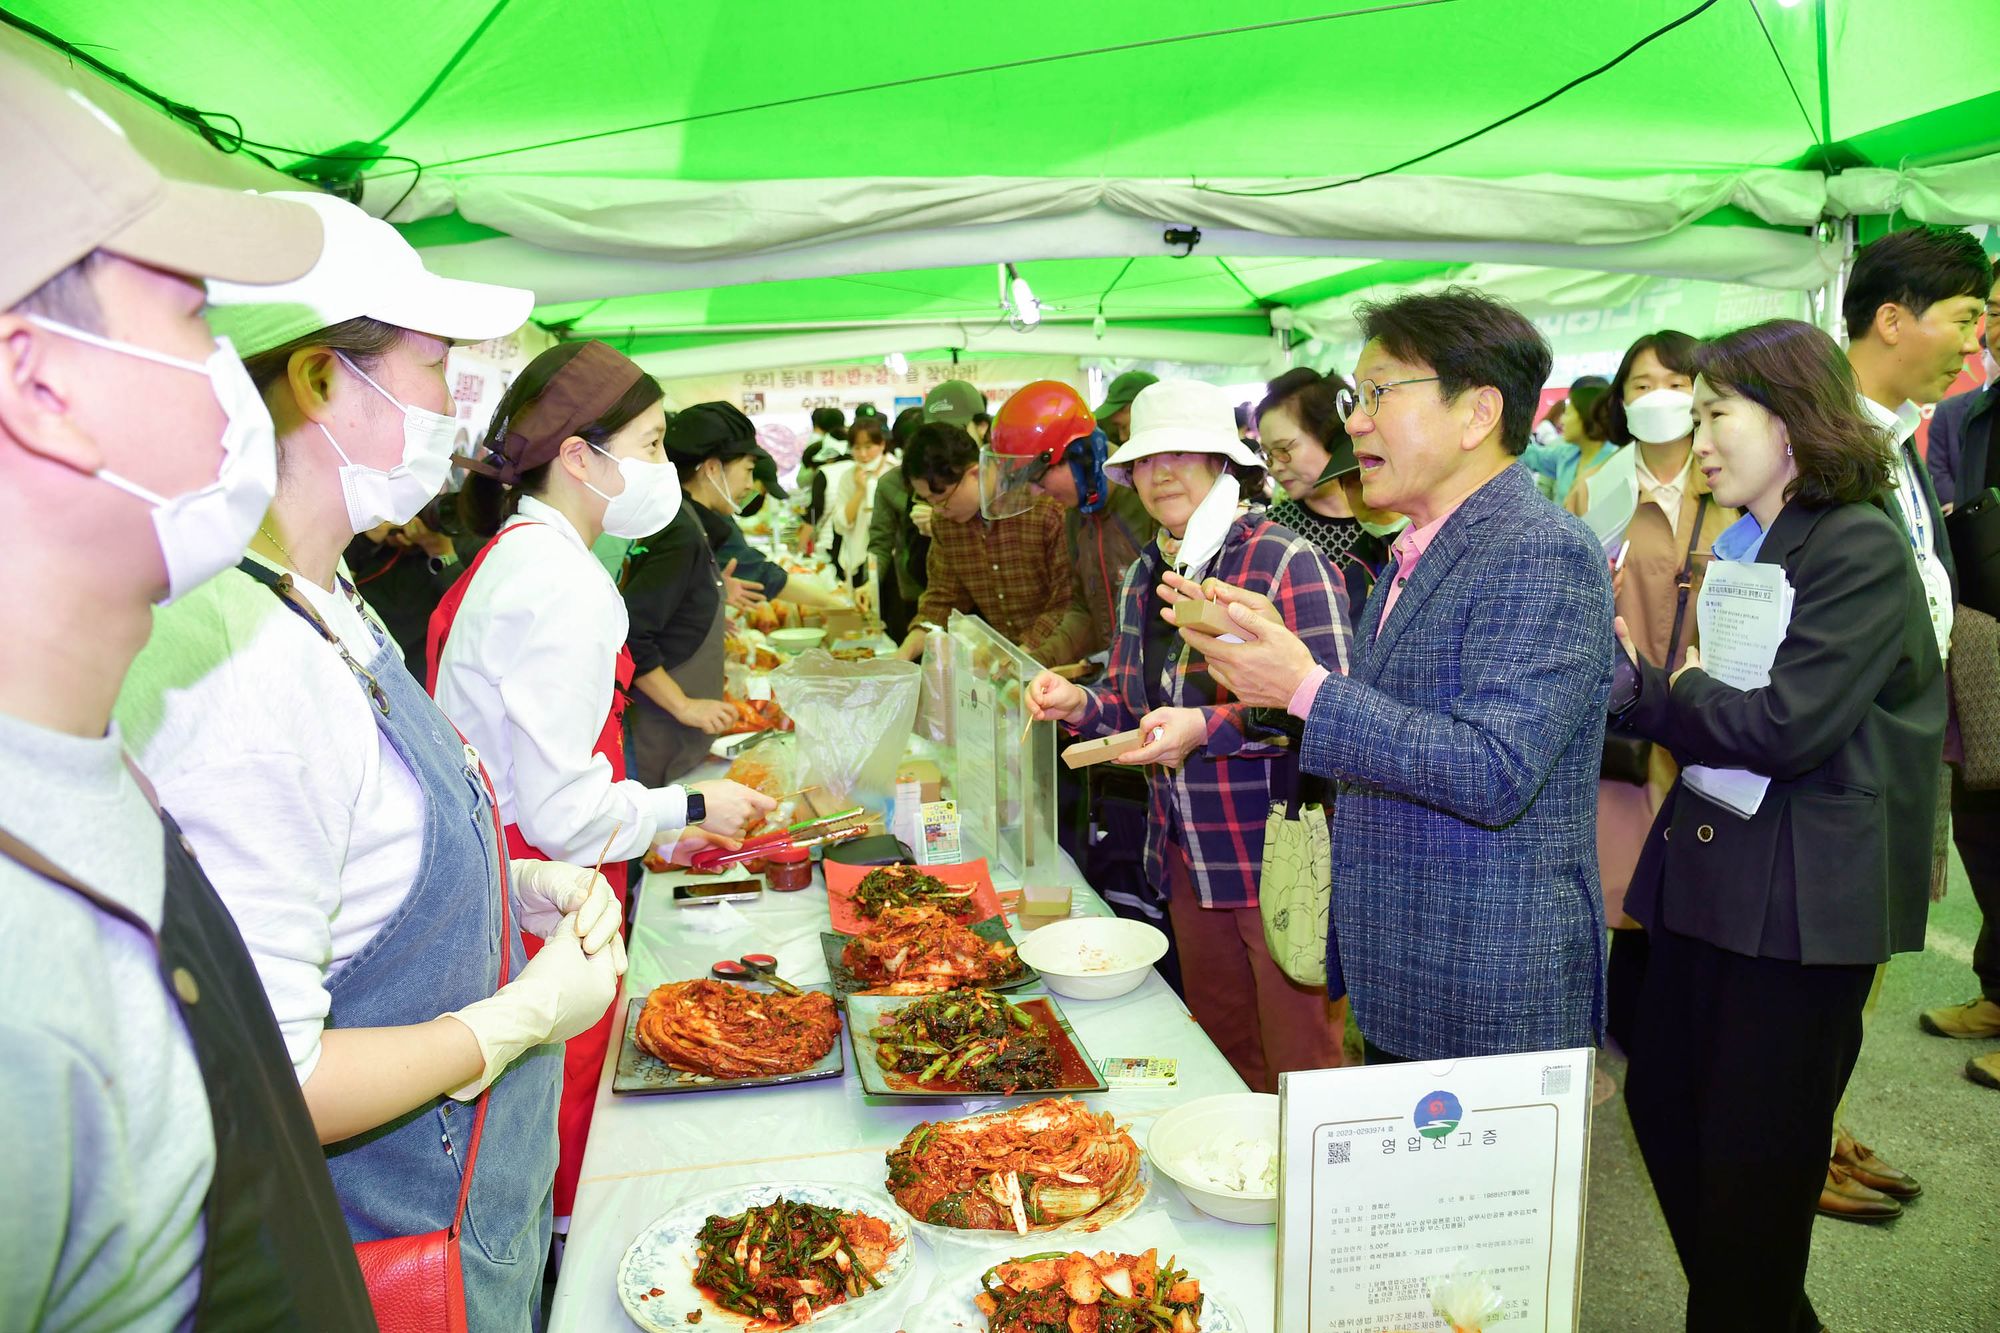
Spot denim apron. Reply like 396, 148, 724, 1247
238, 560, 561, 1332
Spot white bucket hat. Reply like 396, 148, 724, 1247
205, 191, 533, 356
1103, 378, 1262, 485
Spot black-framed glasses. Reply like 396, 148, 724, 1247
1335, 376, 1441, 424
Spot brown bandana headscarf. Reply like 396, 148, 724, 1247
455, 340, 647, 485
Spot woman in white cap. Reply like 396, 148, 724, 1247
1025, 379, 1353, 1091
431, 342, 776, 1222
113, 192, 619, 1331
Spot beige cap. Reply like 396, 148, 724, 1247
0, 44, 323, 309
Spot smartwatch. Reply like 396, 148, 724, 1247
684, 790, 707, 826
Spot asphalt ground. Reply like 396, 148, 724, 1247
1579, 845, 2000, 1332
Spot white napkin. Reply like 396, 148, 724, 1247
1172, 472, 1240, 581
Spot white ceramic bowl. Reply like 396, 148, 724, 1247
1013, 917, 1166, 1000
1146, 1092, 1281, 1225
769, 626, 828, 656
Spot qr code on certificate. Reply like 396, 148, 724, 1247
1324, 1140, 1351, 1166
1541, 1064, 1572, 1096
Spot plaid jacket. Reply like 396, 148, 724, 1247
915, 496, 1073, 658
1073, 511, 1352, 909
1299, 464, 1612, 1058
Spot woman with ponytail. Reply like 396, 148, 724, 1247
430, 340, 773, 1218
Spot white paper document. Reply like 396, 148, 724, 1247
1681, 559, 1795, 818
1276, 1049, 1595, 1332
1577, 447, 1639, 556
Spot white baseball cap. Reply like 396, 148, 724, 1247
1104, 378, 1261, 484
204, 190, 533, 356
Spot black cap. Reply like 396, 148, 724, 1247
1312, 433, 1362, 488
664, 401, 758, 463
750, 447, 790, 499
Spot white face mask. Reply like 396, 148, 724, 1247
705, 459, 746, 516
318, 352, 458, 532
28, 317, 277, 604
1623, 388, 1696, 445
587, 444, 682, 538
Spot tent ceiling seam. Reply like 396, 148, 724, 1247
1192, 0, 1725, 199
373, 0, 514, 143
356, 0, 1455, 181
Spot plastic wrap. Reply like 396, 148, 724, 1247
770, 649, 921, 805
1430, 1259, 1507, 1333
914, 624, 953, 746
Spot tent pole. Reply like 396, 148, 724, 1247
1811, 216, 1855, 342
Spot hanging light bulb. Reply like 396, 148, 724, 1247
1092, 313, 1107, 340
1005, 262, 1041, 328
884, 351, 909, 376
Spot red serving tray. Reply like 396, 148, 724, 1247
822, 859, 1004, 936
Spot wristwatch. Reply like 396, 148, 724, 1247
684, 790, 707, 826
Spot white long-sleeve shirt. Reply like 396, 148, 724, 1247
829, 460, 883, 576
114, 555, 425, 1081
432, 496, 684, 865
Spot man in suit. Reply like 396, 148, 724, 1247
1828, 226, 1990, 1215
1177, 287, 1614, 1063
1923, 260, 1998, 514
1916, 259, 2000, 1093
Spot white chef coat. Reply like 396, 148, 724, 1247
114, 555, 426, 1080
431, 496, 685, 865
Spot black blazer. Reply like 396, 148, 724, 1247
1617, 499, 1946, 965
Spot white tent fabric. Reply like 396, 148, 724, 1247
627, 320, 1281, 381
418, 209, 1830, 306
1827, 153, 2000, 224
395, 169, 1837, 296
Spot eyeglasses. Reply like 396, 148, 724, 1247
1335, 376, 1441, 425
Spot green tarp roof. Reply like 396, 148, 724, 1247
8, 1, 1997, 368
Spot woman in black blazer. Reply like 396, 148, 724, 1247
1607, 318, 1947, 1333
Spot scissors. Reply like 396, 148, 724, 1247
710, 954, 805, 996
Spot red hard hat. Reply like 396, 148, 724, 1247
990, 380, 1096, 465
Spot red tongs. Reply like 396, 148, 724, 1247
688, 812, 872, 872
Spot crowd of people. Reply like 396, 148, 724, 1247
3, 41, 1997, 1333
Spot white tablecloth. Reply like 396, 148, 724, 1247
548, 842, 1280, 1331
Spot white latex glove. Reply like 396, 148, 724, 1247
508, 858, 622, 955
444, 915, 621, 1100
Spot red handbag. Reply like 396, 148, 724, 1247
352, 789, 516, 1332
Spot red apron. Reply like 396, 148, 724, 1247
427, 523, 633, 1218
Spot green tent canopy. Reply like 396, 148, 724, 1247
7, 0, 1997, 371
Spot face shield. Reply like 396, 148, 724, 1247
979, 448, 1051, 520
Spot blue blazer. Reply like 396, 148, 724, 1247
1300, 463, 1614, 1059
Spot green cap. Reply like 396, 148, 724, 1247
1095, 370, 1159, 418
923, 379, 985, 427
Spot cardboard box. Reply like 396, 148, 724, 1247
1061, 728, 1147, 769
894, 758, 945, 804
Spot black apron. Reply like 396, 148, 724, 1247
627, 542, 730, 787
0, 807, 374, 1330
159, 812, 378, 1330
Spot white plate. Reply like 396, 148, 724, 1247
617, 1181, 914, 1332
899, 1158, 1152, 1252
902, 1247, 1243, 1333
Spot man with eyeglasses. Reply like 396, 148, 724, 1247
894, 413, 1074, 665
1171, 287, 1615, 1066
